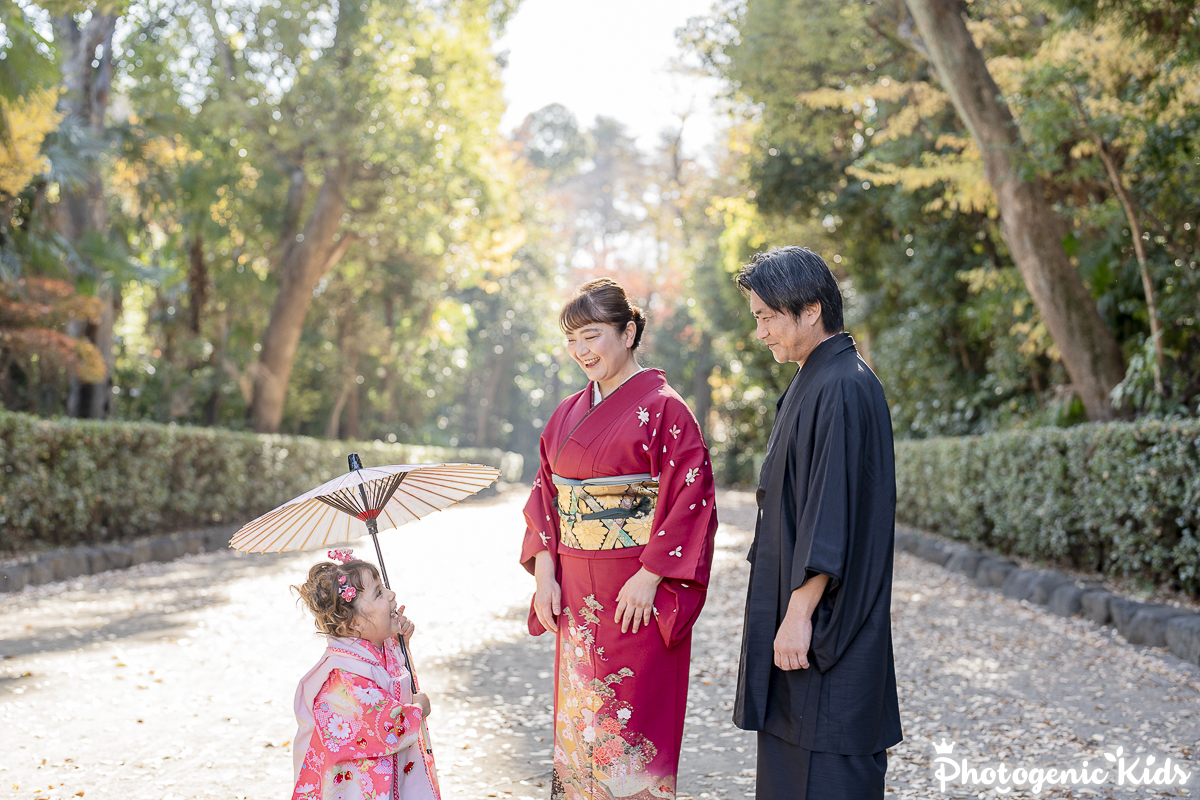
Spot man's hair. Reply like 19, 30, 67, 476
735, 246, 844, 334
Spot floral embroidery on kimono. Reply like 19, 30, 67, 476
520, 369, 718, 800
554, 596, 672, 800
293, 638, 436, 800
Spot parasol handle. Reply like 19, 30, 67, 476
366, 523, 416, 692
347, 453, 432, 755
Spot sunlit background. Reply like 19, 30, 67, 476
3, 2, 1200, 798
1, 0, 1197, 485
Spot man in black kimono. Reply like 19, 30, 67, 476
733, 246, 902, 799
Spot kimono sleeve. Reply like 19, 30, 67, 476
641, 396, 718, 649
520, 430, 560, 574
795, 380, 889, 674
315, 670, 423, 760
641, 396, 717, 584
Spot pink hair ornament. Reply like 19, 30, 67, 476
328, 548, 355, 564
340, 585, 357, 602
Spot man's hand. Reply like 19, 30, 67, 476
533, 551, 562, 633
773, 573, 830, 670
614, 567, 662, 634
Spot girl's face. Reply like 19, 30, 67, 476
565, 321, 636, 385
351, 571, 400, 649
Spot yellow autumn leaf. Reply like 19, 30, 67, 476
0, 88, 63, 197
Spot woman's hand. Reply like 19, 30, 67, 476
413, 691, 432, 719
614, 567, 662, 634
392, 604, 415, 646
533, 551, 562, 634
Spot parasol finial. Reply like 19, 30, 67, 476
348, 453, 364, 472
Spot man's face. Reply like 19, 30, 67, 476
749, 290, 826, 365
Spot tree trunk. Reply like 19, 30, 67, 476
248, 0, 365, 432
903, 0, 1126, 420
1088, 134, 1166, 395
325, 385, 351, 440
204, 310, 229, 425
248, 159, 354, 432
53, 13, 116, 243
1096, 144, 1164, 394
187, 231, 208, 335
54, 12, 119, 419
83, 286, 115, 418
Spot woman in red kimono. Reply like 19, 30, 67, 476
520, 278, 718, 800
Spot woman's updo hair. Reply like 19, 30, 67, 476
294, 559, 381, 638
559, 277, 647, 350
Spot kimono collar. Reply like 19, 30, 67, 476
760, 332, 857, 491
775, 333, 853, 404
326, 636, 388, 667
802, 331, 855, 370
568, 369, 667, 450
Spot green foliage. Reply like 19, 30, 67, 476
896, 419, 1200, 594
0, 0, 60, 144
0, 408, 521, 552
1045, 0, 1200, 61
685, 0, 1200, 437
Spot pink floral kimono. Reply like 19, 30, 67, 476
293, 637, 440, 800
521, 369, 719, 800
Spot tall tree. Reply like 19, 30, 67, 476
53, 9, 121, 418
903, 0, 1126, 419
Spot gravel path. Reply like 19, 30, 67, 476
2, 489, 1197, 799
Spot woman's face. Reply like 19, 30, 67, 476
351, 571, 400, 648
565, 321, 636, 384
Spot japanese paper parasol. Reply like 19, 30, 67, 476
230, 453, 499, 754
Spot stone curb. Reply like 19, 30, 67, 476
894, 526, 1200, 668
0, 525, 238, 594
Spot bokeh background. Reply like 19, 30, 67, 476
1, 0, 1198, 487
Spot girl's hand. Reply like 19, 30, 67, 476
392, 604, 415, 646
413, 691, 431, 719
533, 551, 562, 634
614, 567, 662, 634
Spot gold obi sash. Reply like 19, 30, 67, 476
552, 473, 659, 551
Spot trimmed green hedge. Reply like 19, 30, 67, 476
0, 410, 523, 552
896, 419, 1200, 595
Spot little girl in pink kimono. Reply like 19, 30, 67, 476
292, 550, 440, 800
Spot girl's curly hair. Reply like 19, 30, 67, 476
294, 559, 381, 638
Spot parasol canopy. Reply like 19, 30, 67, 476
230, 459, 500, 554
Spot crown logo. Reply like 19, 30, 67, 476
932, 738, 955, 755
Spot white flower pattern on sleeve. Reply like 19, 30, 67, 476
636, 406, 650, 426
668, 546, 683, 557
669, 425, 681, 439
685, 467, 699, 486
327, 715, 353, 741
350, 684, 384, 706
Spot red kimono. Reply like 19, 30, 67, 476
521, 369, 718, 800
